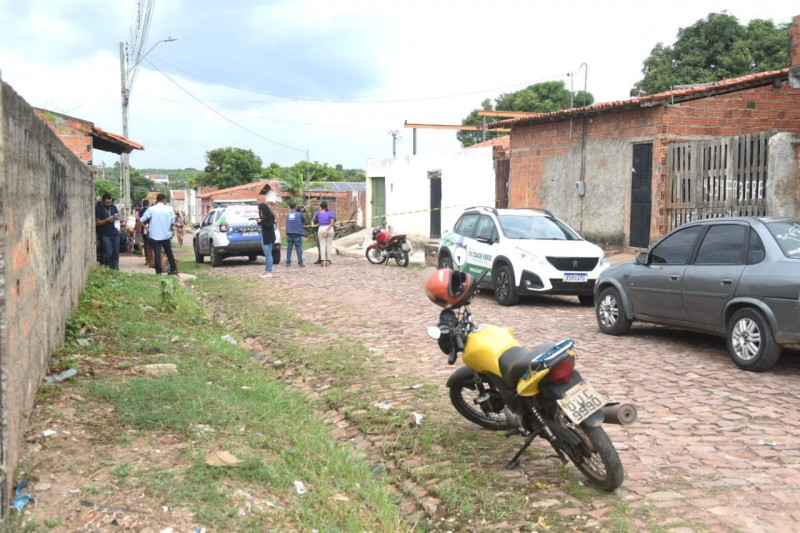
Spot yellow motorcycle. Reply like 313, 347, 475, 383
425, 267, 636, 491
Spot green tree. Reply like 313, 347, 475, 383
631, 13, 790, 96
93, 178, 116, 200
196, 147, 263, 189
457, 82, 595, 147
131, 169, 158, 204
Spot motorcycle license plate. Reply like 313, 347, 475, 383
557, 381, 604, 424
563, 272, 588, 283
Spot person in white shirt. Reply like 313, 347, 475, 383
140, 194, 178, 275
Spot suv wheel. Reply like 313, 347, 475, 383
727, 308, 781, 371
194, 242, 204, 263
210, 247, 223, 267
438, 251, 453, 270
493, 265, 519, 306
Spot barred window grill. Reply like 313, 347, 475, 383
666, 132, 769, 232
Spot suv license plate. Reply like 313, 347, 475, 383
563, 273, 588, 283
556, 381, 604, 424
241, 231, 259, 237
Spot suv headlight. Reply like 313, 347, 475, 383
219, 223, 229, 232
517, 247, 546, 266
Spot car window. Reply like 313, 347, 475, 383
694, 225, 746, 265
454, 213, 479, 238
202, 211, 217, 227
766, 221, 800, 259
499, 215, 580, 240
650, 226, 703, 264
747, 230, 766, 264
475, 216, 496, 241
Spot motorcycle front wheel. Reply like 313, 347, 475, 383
449, 375, 512, 430
394, 249, 410, 267
551, 417, 624, 491
365, 247, 387, 264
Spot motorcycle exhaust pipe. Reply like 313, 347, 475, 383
602, 402, 638, 425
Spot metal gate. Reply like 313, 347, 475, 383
666, 132, 769, 232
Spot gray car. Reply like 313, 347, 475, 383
594, 217, 800, 371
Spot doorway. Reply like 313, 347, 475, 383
629, 144, 652, 248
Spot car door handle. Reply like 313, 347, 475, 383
670, 275, 680, 281
721, 278, 733, 285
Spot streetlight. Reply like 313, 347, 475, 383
119, 37, 176, 209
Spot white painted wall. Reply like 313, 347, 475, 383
366, 147, 495, 237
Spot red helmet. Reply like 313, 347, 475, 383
425, 269, 475, 309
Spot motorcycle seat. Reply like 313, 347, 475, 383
498, 343, 556, 388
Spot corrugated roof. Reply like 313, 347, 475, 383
489, 69, 789, 129
307, 182, 366, 193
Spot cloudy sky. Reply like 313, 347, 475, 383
1, 0, 796, 172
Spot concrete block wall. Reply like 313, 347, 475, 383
1, 79, 94, 515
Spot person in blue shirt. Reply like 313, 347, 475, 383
95, 193, 123, 270
140, 194, 178, 275
284, 202, 306, 267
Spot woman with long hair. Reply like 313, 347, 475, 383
257, 202, 277, 278
315, 201, 336, 267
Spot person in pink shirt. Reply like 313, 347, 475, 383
315, 201, 336, 267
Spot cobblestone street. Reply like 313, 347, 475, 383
197, 249, 800, 532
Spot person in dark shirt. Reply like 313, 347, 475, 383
95, 193, 123, 270
257, 202, 277, 279
284, 202, 306, 267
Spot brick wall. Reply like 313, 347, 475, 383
32, 108, 95, 165
508, 76, 800, 246
1, 81, 94, 515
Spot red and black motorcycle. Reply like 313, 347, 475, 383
366, 226, 411, 267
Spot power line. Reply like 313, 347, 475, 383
147, 56, 568, 104
146, 59, 306, 153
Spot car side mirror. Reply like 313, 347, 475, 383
635, 252, 649, 265
193, 223, 200, 229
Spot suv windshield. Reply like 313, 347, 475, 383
498, 214, 580, 240
766, 220, 800, 259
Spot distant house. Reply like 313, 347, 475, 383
145, 174, 169, 188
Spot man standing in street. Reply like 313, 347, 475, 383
140, 194, 178, 275
95, 193, 123, 270
284, 202, 306, 267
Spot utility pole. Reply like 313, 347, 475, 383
389, 130, 400, 157
119, 37, 176, 209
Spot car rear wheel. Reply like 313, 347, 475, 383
494, 264, 519, 306
596, 287, 631, 335
727, 308, 781, 371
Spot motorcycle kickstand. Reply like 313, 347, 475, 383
505, 430, 540, 470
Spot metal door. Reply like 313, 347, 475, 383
370, 177, 385, 227
430, 175, 442, 238
630, 144, 652, 248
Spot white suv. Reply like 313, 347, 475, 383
193, 204, 281, 267
437, 207, 608, 306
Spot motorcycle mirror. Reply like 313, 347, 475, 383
426, 326, 442, 340
453, 247, 467, 267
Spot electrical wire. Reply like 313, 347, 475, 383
148, 56, 568, 104
145, 58, 306, 153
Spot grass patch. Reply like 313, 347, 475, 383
25, 266, 405, 531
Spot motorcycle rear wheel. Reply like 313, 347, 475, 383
551, 418, 624, 491
449, 376, 512, 430
366, 247, 387, 264
394, 249, 410, 267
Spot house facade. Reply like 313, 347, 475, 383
491, 14, 800, 249
366, 145, 496, 238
